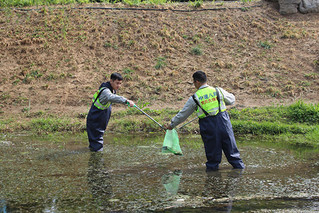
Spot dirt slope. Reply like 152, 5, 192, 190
0, 1, 318, 116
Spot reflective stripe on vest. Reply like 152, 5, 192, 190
92, 87, 111, 110
195, 87, 227, 118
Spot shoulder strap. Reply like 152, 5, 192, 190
192, 95, 209, 116
93, 87, 107, 105
215, 87, 221, 113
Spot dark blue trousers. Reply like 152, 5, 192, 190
199, 111, 245, 171
86, 105, 112, 152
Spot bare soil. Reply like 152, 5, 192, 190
0, 1, 318, 117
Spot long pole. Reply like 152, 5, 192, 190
177, 116, 198, 130
134, 105, 166, 130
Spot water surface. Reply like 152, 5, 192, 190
0, 133, 318, 212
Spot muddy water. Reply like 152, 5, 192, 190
0, 133, 319, 212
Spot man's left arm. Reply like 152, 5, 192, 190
218, 87, 235, 105
100, 89, 127, 104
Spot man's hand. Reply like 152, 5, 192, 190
165, 123, 173, 130
127, 100, 135, 107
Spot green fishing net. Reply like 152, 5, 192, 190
162, 129, 183, 155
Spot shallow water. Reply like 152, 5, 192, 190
0, 133, 319, 212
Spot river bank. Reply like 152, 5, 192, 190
1, 101, 318, 148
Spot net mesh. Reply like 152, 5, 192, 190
162, 129, 183, 155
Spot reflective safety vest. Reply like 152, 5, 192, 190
194, 87, 227, 118
92, 87, 111, 110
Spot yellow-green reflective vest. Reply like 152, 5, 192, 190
195, 87, 226, 118
92, 87, 111, 110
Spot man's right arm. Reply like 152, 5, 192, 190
170, 96, 197, 129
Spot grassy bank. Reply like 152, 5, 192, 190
230, 101, 319, 147
0, 0, 206, 7
1, 101, 318, 147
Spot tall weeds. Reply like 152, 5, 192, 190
286, 101, 319, 124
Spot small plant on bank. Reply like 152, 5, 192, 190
205, 36, 215, 46
104, 41, 112, 48
240, 7, 250, 12
258, 40, 272, 49
281, 29, 307, 39
189, 0, 203, 8
122, 0, 142, 6
190, 46, 202, 55
192, 35, 201, 44
123, 68, 135, 80
155, 56, 166, 70
304, 73, 318, 79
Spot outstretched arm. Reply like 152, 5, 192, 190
99, 88, 134, 106
168, 96, 197, 129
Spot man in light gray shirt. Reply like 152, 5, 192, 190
167, 71, 245, 171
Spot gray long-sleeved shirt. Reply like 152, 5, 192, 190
170, 85, 235, 128
99, 88, 127, 105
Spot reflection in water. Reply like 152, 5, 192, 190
0, 200, 6, 213
87, 152, 113, 210
203, 169, 243, 212
162, 170, 182, 196
37, 148, 89, 161
43, 198, 57, 213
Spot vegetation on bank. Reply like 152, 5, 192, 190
0, 0, 217, 7
0, 101, 318, 147
0, 0, 89, 7
230, 101, 319, 147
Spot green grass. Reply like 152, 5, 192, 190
154, 56, 166, 70
258, 40, 272, 49
228, 101, 319, 148
123, 68, 135, 80
28, 117, 85, 134
189, 0, 202, 8
286, 101, 319, 124
190, 46, 202, 55
232, 120, 315, 135
0, 0, 92, 7
229, 101, 319, 125
0, 0, 171, 7
0, 101, 318, 147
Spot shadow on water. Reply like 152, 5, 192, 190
0, 133, 319, 212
